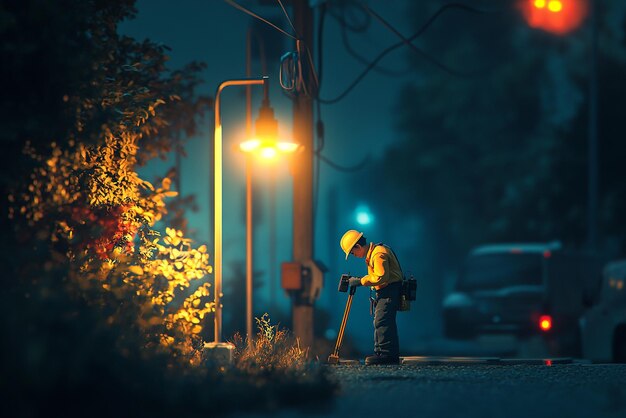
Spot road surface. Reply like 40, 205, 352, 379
240, 361, 626, 418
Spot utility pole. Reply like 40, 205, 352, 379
291, 0, 315, 349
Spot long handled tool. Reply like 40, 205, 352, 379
328, 282, 357, 364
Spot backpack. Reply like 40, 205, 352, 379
375, 243, 417, 310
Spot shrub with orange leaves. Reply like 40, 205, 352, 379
5, 0, 212, 363
15, 133, 215, 359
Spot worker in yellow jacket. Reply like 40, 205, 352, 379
340, 229, 403, 365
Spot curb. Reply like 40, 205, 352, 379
400, 356, 576, 366
327, 356, 579, 366
401, 356, 500, 365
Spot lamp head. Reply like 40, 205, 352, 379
239, 91, 300, 159
255, 100, 278, 142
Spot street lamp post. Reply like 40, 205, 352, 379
213, 77, 266, 343
213, 77, 298, 345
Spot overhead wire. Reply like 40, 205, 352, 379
225, 1, 494, 105
316, 37, 399, 104
312, 2, 370, 174
224, 0, 297, 41
317, 2, 495, 104
360, 3, 492, 76
327, 0, 371, 33
277, 0, 299, 39
339, 13, 411, 77
311, 2, 497, 172
317, 153, 371, 172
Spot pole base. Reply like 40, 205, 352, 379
203, 342, 235, 366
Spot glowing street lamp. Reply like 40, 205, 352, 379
212, 77, 267, 345
238, 87, 298, 341
239, 92, 299, 159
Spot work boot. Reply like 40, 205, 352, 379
364, 353, 400, 365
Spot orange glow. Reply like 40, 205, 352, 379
539, 315, 552, 331
520, 0, 588, 34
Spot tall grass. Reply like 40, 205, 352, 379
231, 314, 308, 374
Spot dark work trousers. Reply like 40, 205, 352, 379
372, 281, 401, 357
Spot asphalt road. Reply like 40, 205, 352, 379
240, 363, 626, 418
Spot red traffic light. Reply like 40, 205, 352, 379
534, 0, 563, 13
519, 0, 589, 35
539, 315, 553, 331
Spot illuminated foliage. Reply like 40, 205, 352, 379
4, 0, 212, 362
12, 117, 214, 358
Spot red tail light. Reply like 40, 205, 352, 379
539, 315, 552, 331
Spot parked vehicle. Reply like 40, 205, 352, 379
443, 241, 604, 356
580, 260, 626, 363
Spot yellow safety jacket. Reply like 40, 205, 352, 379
359, 242, 403, 290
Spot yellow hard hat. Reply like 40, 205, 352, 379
340, 229, 363, 260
